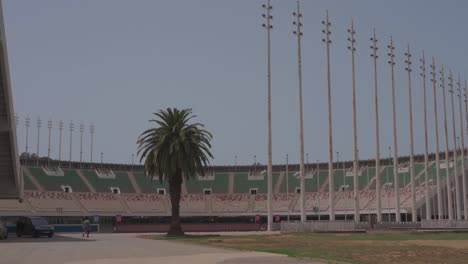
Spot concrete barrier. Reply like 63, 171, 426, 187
281, 220, 358, 232
421, 220, 468, 229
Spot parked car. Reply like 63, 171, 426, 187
0, 220, 8, 240
16, 217, 54, 238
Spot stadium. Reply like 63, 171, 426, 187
0, 151, 465, 232
3, 0, 468, 263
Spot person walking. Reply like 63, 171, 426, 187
82, 217, 91, 238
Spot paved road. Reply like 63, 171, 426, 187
0, 233, 322, 264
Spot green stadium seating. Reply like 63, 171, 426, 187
185, 173, 229, 194
28, 167, 88, 192
23, 173, 37, 191
81, 170, 135, 193
132, 171, 168, 193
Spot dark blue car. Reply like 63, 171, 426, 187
16, 217, 54, 238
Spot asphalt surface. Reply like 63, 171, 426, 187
0, 233, 323, 264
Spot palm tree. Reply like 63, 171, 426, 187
137, 108, 213, 235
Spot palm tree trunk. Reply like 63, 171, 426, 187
168, 175, 183, 235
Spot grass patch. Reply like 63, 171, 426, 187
146, 232, 468, 263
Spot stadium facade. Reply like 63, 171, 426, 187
1, 152, 465, 226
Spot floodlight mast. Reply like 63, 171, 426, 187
448, 70, 461, 220
421, 52, 442, 220
36, 117, 41, 165
464, 81, 468, 219
90, 124, 95, 165
58, 120, 64, 167
456, 75, 467, 220
79, 123, 84, 167
404, 45, 417, 222
293, 0, 306, 224
439, 64, 454, 220
387, 37, 400, 223
47, 120, 52, 166
261, 0, 274, 231
25, 116, 30, 166
69, 121, 74, 168
370, 29, 382, 222
322, 11, 334, 221
347, 19, 360, 222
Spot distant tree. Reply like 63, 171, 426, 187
137, 108, 213, 235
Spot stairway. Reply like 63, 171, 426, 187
274, 172, 285, 193
22, 166, 44, 191
126, 172, 142, 194
228, 173, 234, 194
75, 170, 96, 193
117, 195, 132, 214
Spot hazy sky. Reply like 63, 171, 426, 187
4, 0, 468, 166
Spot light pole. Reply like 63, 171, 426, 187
370, 29, 382, 223
464, 81, 468, 219
261, 0, 274, 231
69, 121, 74, 168
456, 76, 467, 220
25, 116, 30, 166
47, 120, 52, 166
388, 146, 392, 221
440, 64, 453, 219
448, 70, 461, 220
286, 154, 289, 221
131, 154, 134, 172
293, 0, 306, 224
404, 45, 417, 222
322, 11, 334, 221
387, 37, 400, 223
317, 160, 321, 220
58, 120, 63, 167
36, 117, 41, 165
90, 124, 95, 165
423, 54, 442, 220
347, 20, 360, 223
79, 123, 84, 167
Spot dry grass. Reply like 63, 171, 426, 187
150, 232, 468, 264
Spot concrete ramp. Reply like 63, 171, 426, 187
0, 1, 21, 200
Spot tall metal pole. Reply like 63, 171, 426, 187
404, 45, 417, 222
439, 64, 453, 220
457, 75, 467, 220
387, 37, 400, 223
317, 160, 320, 220
90, 124, 95, 164
79, 123, 84, 166
36, 117, 41, 165
347, 19, 360, 223
69, 121, 74, 168
261, 0, 274, 231
448, 70, 461, 220
131, 153, 134, 171
421, 52, 440, 220
322, 11, 334, 221
293, 0, 306, 224
286, 154, 290, 221
25, 116, 30, 166
47, 120, 52, 166
370, 29, 382, 223
58, 120, 63, 167
464, 81, 468, 219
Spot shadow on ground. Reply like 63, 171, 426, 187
0, 234, 94, 243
